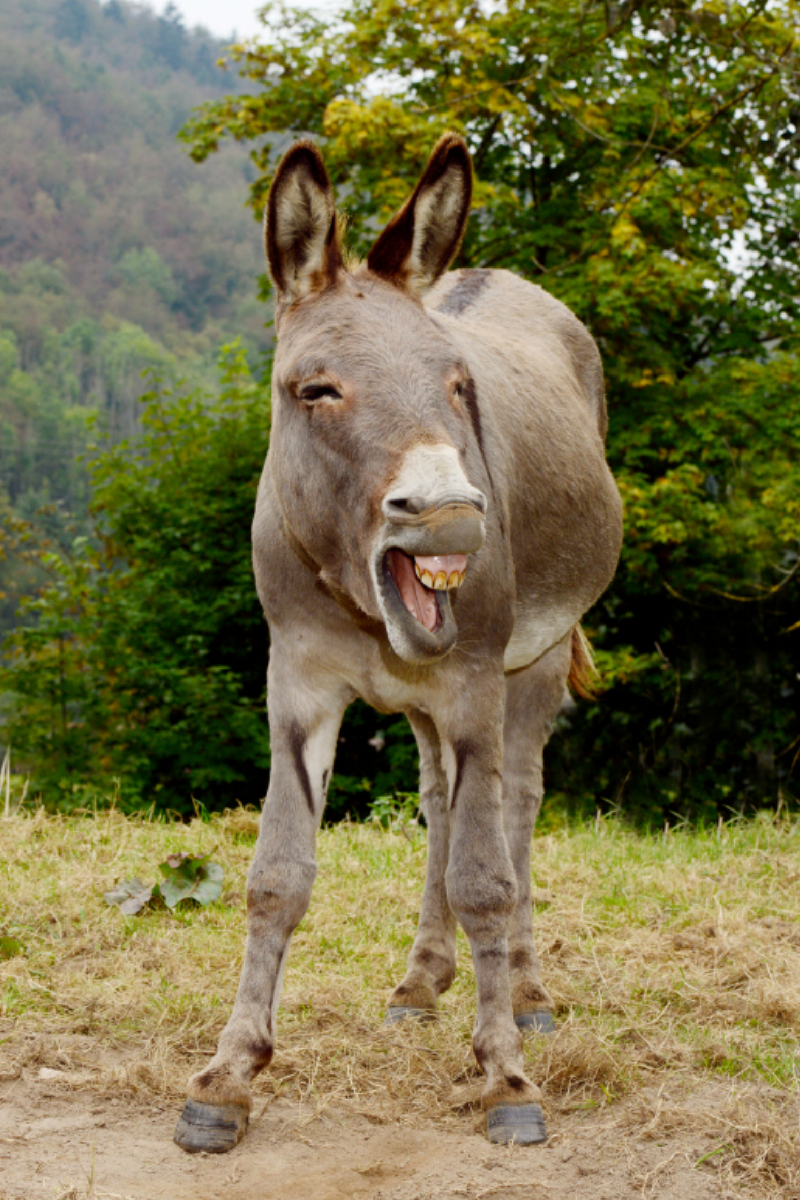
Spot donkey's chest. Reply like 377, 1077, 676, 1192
346, 656, 440, 716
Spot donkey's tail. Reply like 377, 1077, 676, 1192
568, 624, 598, 700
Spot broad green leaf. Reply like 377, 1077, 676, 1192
156, 853, 224, 909
0, 936, 23, 960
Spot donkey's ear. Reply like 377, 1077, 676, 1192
366, 134, 472, 293
265, 141, 343, 305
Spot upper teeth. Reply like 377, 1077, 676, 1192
413, 561, 465, 590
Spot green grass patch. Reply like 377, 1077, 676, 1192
0, 806, 798, 1113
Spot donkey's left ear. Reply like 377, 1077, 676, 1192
367, 133, 472, 294
265, 140, 343, 305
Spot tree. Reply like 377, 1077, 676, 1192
1, 346, 271, 815
155, 2, 188, 70
55, 0, 91, 43
179, 0, 800, 819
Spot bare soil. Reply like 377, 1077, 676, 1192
0, 1048, 791, 1200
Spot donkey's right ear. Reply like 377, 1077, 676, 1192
265, 141, 342, 305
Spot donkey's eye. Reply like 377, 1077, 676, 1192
298, 382, 342, 404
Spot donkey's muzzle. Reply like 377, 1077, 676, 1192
374, 443, 487, 662
381, 442, 487, 556
380, 496, 486, 558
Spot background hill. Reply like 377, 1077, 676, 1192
0, 0, 266, 557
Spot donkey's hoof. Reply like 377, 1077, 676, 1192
173, 1098, 249, 1154
515, 1010, 556, 1036
486, 1102, 547, 1145
384, 1005, 437, 1026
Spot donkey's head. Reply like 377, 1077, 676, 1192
265, 135, 488, 664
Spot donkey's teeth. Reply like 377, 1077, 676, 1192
413, 554, 468, 591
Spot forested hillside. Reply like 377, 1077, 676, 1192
0, 0, 265, 587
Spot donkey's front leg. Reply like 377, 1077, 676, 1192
441, 684, 547, 1146
174, 673, 346, 1154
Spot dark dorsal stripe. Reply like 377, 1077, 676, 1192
287, 722, 315, 814
436, 268, 492, 316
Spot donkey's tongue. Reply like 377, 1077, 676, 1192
387, 549, 439, 633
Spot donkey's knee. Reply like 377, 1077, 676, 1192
246, 856, 316, 932
445, 861, 517, 940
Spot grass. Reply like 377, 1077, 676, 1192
0, 805, 799, 1195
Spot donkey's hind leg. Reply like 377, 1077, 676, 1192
503, 636, 572, 1035
385, 710, 457, 1023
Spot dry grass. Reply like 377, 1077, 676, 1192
0, 806, 799, 1196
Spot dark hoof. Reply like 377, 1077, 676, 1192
384, 1005, 437, 1026
486, 1102, 547, 1145
515, 1010, 556, 1036
173, 1098, 249, 1154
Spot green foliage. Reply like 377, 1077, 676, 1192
0, 337, 422, 819
0, 936, 23, 960
368, 791, 420, 832
4, 0, 800, 824
0, 0, 270, 610
1, 345, 271, 816
156, 851, 224, 909
178, 0, 800, 821
0, 266, 178, 540
104, 851, 224, 913
327, 706, 420, 820
0, 0, 262, 349
115, 248, 177, 308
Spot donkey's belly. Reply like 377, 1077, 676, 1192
503, 602, 577, 673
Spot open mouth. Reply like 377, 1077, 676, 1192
384, 549, 467, 633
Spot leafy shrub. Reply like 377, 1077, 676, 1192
1, 345, 270, 816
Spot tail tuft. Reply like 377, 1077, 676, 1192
568, 625, 598, 700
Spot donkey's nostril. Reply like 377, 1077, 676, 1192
386, 495, 427, 515
383, 491, 487, 520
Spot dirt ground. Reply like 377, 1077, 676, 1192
0, 1048, 792, 1200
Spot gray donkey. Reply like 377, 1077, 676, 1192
174, 133, 622, 1154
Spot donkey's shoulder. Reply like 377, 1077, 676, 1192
426, 268, 606, 440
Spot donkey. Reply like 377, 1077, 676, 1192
174, 133, 622, 1154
